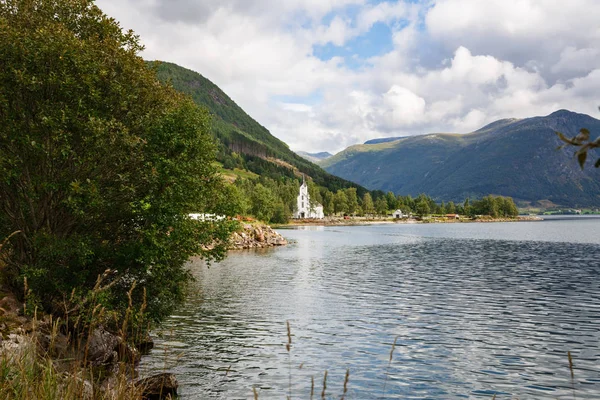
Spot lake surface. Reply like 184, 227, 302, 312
140, 216, 600, 399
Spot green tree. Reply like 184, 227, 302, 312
307, 180, 324, 209
439, 201, 446, 215
362, 193, 375, 216
0, 0, 237, 326
375, 197, 388, 216
270, 200, 288, 224
447, 201, 456, 214
345, 188, 359, 215
463, 198, 472, 217
323, 190, 335, 216
472, 195, 499, 217
385, 191, 398, 210
497, 196, 519, 217
415, 199, 431, 217
334, 190, 349, 215
250, 184, 278, 222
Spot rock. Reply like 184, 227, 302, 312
255, 227, 265, 242
0, 295, 22, 315
136, 373, 178, 400
135, 333, 154, 355
229, 224, 287, 250
1, 333, 29, 353
34, 330, 69, 358
118, 341, 141, 365
86, 327, 119, 366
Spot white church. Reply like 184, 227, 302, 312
293, 176, 324, 219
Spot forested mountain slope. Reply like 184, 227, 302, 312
149, 61, 366, 195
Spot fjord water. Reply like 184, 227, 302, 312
141, 216, 600, 399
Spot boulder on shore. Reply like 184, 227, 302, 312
135, 373, 178, 400
230, 224, 287, 250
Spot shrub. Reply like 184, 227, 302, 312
0, 0, 236, 328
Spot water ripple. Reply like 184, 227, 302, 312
141, 219, 600, 399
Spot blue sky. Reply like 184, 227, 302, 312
97, 0, 600, 152
313, 21, 396, 66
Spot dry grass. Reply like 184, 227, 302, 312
0, 330, 144, 399
0, 276, 165, 400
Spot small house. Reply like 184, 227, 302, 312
393, 209, 404, 219
445, 214, 460, 219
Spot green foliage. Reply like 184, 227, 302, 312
446, 201, 456, 214
471, 195, 518, 217
415, 199, 431, 217
323, 190, 335, 215
249, 184, 279, 222
334, 190, 349, 215
0, 0, 236, 327
345, 188, 359, 215
385, 192, 398, 211
361, 193, 374, 216
375, 197, 388, 216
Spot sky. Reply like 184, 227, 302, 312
95, 0, 600, 153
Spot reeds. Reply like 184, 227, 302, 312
341, 368, 350, 400
321, 370, 328, 399
382, 335, 399, 398
0, 274, 163, 400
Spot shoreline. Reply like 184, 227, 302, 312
277, 215, 543, 228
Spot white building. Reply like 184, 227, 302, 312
293, 176, 324, 219
189, 213, 226, 221
393, 209, 404, 219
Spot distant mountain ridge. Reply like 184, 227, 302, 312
364, 137, 405, 145
321, 110, 600, 207
297, 151, 333, 163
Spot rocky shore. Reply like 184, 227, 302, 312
230, 224, 288, 249
0, 290, 176, 399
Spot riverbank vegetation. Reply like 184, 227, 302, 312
228, 176, 520, 223
0, 0, 238, 396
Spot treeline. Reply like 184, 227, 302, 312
226, 175, 519, 223
386, 193, 519, 218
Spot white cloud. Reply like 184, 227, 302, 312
380, 85, 427, 127
95, 0, 600, 153
552, 47, 600, 75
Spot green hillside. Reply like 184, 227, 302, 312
148, 61, 366, 195
322, 110, 600, 207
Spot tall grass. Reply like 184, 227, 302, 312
0, 275, 170, 400
0, 327, 144, 399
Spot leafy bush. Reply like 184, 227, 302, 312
0, 0, 236, 327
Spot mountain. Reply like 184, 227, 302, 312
297, 151, 333, 163
321, 110, 600, 207
364, 137, 405, 145
150, 61, 366, 194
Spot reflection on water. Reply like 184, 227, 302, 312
141, 218, 600, 399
